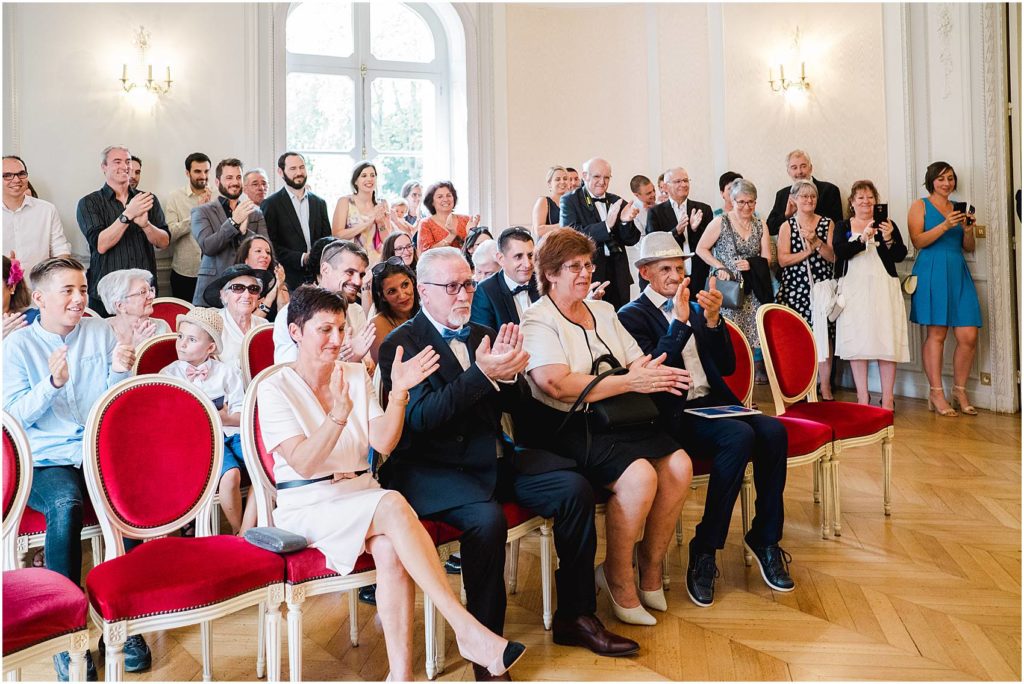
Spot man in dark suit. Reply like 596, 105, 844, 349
617, 233, 793, 609
470, 227, 539, 329
261, 151, 331, 291
380, 248, 638, 679
765, 150, 844, 236
645, 166, 714, 299
559, 157, 641, 310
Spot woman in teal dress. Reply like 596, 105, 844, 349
908, 162, 981, 416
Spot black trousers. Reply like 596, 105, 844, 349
673, 407, 788, 552
427, 463, 597, 635
170, 270, 198, 304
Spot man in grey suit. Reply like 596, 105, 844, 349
191, 158, 268, 305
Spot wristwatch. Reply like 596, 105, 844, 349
228, 217, 241, 229
258, 303, 272, 314
118, 213, 130, 224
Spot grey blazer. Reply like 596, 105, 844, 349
191, 199, 268, 305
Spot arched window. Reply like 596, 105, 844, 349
285, 2, 454, 211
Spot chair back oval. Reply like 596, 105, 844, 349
83, 307, 100, 318
82, 376, 222, 546
150, 297, 192, 330
133, 333, 180, 375
722, 318, 754, 408
2, 413, 33, 565
756, 303, 818, 412
241, 325, 276, 385
240, 365, 286, 527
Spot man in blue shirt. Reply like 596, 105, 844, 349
3, 256, 151, 679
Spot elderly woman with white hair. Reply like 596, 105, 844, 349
202, 264, 272, 369
96, 268, 171, 346
471, 238, 500, 282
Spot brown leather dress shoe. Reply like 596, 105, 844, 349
471, 664, 512, 681
552, 614, 640, 657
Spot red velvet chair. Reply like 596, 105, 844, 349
150, 297, 192, 331
241, 326, 276, 385
3, 412, 90, 681
757, 303, 894, 537
81, 376, 285, 681
132, 333, 179, 375
82, 307, 100, 318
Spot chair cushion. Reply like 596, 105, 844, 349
421, 519, 462, 546
3, 568, 87, 656
782, 401, 893, 441
691, 457, 713, 478
284, 548, 374, 584
3, 427, 20, 524
19, 502, 100, 537
85, 536, 283, 621
502, 502, 540, 529
776, 416, 833, 456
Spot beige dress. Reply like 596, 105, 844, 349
257, 364, 388, 575
219, 308, 270, 370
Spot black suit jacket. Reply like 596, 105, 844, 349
559, 187, 641, 309
617, 295, 739, 420
470, 271, 540, 329
646, 198, 715, 299
261, 187, 331, 290
766, 177, 844, 237
378, 312, 565, 516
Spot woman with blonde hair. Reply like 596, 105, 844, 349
532, 165, 570, 237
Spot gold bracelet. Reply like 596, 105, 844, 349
390, 391, 410, 407
327, 412, 348, 427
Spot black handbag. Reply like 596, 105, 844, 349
708, 216, 746, 309
557, 354, 660, 434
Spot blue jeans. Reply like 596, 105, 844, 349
28, 465, 139, 587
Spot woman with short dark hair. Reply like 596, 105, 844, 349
417, 181, 480, 252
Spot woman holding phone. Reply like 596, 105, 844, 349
907, 161, 982, 416
833, 181, 909, 410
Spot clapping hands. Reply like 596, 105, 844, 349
625, 353, 690, 396
475, 323, 529, 382
389, 345, 441, 393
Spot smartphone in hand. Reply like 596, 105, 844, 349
952, 201, 977, 225
873, 203, 888, 226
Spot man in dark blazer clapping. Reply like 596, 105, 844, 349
261, 151, 331, 291
470, 227, 539, 329
645, 166, 714, 299
380, 248, 639, 677
559, 157, 641, 310
618, 233, 793, 610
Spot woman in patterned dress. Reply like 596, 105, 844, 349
696, 178, 774, 382
332, 161, 390, 265
776, 180, 837, 399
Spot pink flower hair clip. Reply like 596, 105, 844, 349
6, 258, 24, 288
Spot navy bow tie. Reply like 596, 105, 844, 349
511, 284, 531, 295
441, 326, 471, 343
661, 299, 674, 314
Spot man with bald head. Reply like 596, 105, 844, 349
765, 149, 843, 236
646, 167, 714, 300
559, 157, 641, 310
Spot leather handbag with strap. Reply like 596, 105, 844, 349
709, 216, 746, 309
557, 353, 660, 435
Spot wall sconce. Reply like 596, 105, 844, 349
120, 26, 172, 95
768, 27, 811, 95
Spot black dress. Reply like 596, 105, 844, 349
545, 197, 560, 225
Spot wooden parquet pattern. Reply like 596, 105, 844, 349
14, 387, 1021, 681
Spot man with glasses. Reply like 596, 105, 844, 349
76, 145, 169, 316
471, 227, 539, 330
646, 167, 714, 300
379, 248, 639, 678
2, 155, 71, 274
559, 157, 641, 311
242, 168, 270, 206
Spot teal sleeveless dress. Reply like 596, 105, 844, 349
909, 198, 982, 327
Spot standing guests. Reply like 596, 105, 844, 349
470, 227, 539, 330
379, 247, 639, 666
618, 234, 792, 607
96, 269, 171, 346
242, 168, 270, 205
202, 264, 272, 369
697, 179, 774, 384
368, 257, 419, 364
646, 167, 714, 294
76, 145, 169, 316
766, 150, 844, 237
462, 226, 494, 264
908, 161, 982, 416
417, 181, 480, 252
531, 165, 569, 237
192, 158, 268, 305
559, 157, 642, 311
235, 235, 289, 321
520, 228, 692, 627
128, 156, 143, 191
332, 161, 390, 265
629, 175, 657, 232
833, 181, 909, 410
775, 179, 837, 399
2, 155, 71, 274
3, 257, 151, 677
263, 151, 332, 291
163, 152, 213, 303
400, 180, 424, 227
713, 172, 743, 218
566, 167, 581, 192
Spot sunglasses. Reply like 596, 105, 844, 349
225, 283, 262, 295
371, 256, 406, 277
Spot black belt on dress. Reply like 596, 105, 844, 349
275, 470, 369, 490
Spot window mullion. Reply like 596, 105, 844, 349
355, 2, 371, 161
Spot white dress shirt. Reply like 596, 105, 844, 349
2, 196, 71, 274
642, 286, 710, 401
160, 358, 245, 435
633, 200, 650, 232
286, 187, 312, 251
503, 272, 531, 319
670, 198, 695, 275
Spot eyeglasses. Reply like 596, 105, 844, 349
2, 171, 28, 181
561, 261, 597, 274
225, 283, 262, 295
371, 256, 406, 276
734, 199, 757, 207
394, 244, 415, 254
423, 279, 477, 295
124, 286, 156, 299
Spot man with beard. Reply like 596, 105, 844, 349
262, 151, 331, 290
128, 156, 143, 191
164, 152, 214, 302
191, 158, 267, 305
272, 238, 373, 363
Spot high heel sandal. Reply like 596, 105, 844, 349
595, 563, 656, 625
927, 387, 958, 417
951, 385, 978, 416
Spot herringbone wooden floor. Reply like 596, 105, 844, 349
15, 387, 1022, 681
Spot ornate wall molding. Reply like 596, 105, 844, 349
936, 4, 954, 99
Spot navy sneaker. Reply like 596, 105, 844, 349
744, 534, 795, 592
52, 650, 97, 681
98, 634, 152, 672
